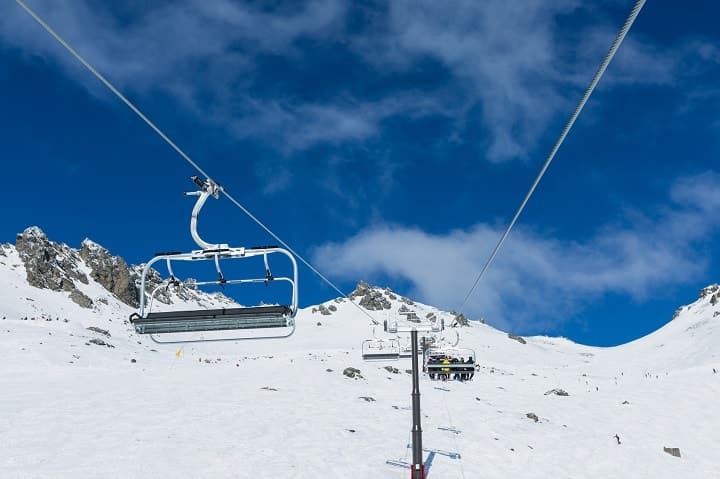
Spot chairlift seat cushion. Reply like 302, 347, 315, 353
362, 352, 401, 361
133, 305, 292, 334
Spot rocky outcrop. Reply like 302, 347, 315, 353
88, 338, 114, 348
508, 333, 527, 344
698, 284, 719, 300
70, 289, 93, 309
16, 227, 88, 292
11, 226, 239, 313
698, 284, 720, 306
343, 367, 362, 379
80, 239, 137, 307
350, 281, 391, 311
86, 326, 110, 337
663, 447, 681, 458
313, 304, 332, 315
544, 388, 569, 396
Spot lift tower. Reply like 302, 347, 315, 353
385, 312, 442, 479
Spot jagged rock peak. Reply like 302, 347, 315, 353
81, 238, 106, 253
16, 226, 88, 292
80, 238, 138, 307
349, 280, 391, 311
349, 280, 372, 297
20, 225, 47, 239
698, 284, 719, 300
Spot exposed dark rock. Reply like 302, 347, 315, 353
508, 333, 527, 344
88, 338, 114, 348
70, 289, 93, 309
383, 287, 397, 300
699, 284, 719, 300
399, 296, 415, 306
663, 447, 681, 458
261, 386, 278, 391
349, 280, 372, 298
544, 388, 569, 396
526, 412, 539, 422
317, 304, 332, 316
349, 281, 391, 311
86, 326, 110, 337
343, 367, 362, 379
358, 396, 376, 402
80, 239, 137, 307
16, 227, 88, 292
130, 359, 137, 363
360, 292, 391, 311
328, 304, 337, 312
384, 366, 400, 374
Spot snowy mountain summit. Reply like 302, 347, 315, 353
1, 227, 719, 478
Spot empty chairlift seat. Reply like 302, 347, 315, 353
361, 339, 401, 361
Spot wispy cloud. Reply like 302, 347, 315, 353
1, 0, 709, 195
311, 172, 720, 333
352, 0, 692, 161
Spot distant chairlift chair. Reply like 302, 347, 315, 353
361, 338, 401, 361
129, 177, 298, 343
424, 347, 476, 381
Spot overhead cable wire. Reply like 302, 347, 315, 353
15, 0, 378, 323
457, 0, 647, 315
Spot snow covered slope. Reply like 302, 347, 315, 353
1, 229, 718, 478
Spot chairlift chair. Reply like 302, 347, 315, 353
129, 177, 298, 343
424, 347, 476, 381
361, 338, 401, 361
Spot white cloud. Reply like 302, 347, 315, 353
311, 172, 720, 333
3, 0, 691, 163
352, 0, 689, 161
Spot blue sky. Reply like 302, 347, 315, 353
1, 0, 718, 346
